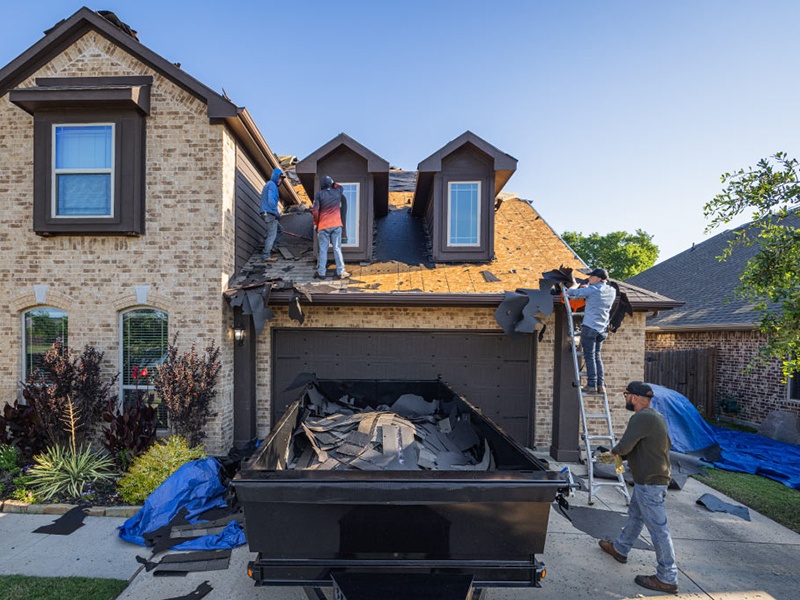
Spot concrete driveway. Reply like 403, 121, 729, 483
2, 458, 798, 600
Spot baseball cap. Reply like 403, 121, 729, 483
625, 381, 654, 398
588, 268, 609, 280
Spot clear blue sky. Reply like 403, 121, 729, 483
3, 1, 800, 264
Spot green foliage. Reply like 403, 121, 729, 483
20, 342, 118, 448
102, 397, 158, 470
704, 152, 800, 378
0, 444, 19, 473
116, 436, 206, 505
561, 229, 659, 280
0, 575, 128, 600
9, 475, 39, 504
152, 336, 221, 447
27, 445, 115, 501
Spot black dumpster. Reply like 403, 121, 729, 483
233, 379, 565, 592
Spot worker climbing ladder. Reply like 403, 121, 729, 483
560, 285, 631, 506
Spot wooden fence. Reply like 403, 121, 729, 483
644, 348, 717, 418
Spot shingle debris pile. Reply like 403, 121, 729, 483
287, 384, 495, 471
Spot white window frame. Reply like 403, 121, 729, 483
447, 180, 481, 247
51, 123, 115, 219
118, 308, 168, 415
339, 182, 360, 247
21, 307, 68, 384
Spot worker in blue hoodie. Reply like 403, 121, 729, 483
259, 168, 285, 261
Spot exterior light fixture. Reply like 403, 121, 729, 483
233, 322, 245, 346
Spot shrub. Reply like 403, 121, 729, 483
116, 436, 206, 505
0, 444, 19, 473
20, 342, 118, 448
152, 336, 220, 447
27, 445, 116, 501
1, 401, 48, 462
102, 397, 158, 470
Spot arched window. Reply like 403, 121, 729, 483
120, 308, 168, 426
22, 307, 68, 381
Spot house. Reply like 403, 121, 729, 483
1, 8, 679, 459
626, 212, 800, 425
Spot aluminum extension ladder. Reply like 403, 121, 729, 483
561, 285, 631, 506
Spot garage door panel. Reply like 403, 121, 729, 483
272, 329, 535, 445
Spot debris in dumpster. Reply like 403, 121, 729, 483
286, 383, 496, 471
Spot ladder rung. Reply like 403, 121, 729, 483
585, 413, 610, 419
586, 434, 615, 441
592, 481, 628, 488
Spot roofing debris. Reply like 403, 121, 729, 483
287, 383, 495, 471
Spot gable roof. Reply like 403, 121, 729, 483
411, 131, 517, 218
227, 174, 680, 311
295, 132, 390, 215
625, 211, 800, 330
0, 7, 300, 206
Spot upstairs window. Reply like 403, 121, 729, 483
340, 182, 360, 247
22, 307, 68, 381
120, 309, 169, 427
447, 181, 480, 246
53, 124, 114, 217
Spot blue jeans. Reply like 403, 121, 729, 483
580, 325, 607, 387
614, 484, 678, 585
262, 214, 282, 257
317, 226, 345, 276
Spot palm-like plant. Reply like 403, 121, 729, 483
28, 444, 115, 501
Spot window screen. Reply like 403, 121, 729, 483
54, 124, 113, 216
121, 309, 168, 426
23, 308, 68, 381
340, 182, 359, 246
448, 181, 480, 246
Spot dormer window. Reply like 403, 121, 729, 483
53, 124, 114, 217
340, 182, 360, 247
447, 181, 480, 246
412, 131, 517, 263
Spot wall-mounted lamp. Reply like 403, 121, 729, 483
233, 322, 245, 346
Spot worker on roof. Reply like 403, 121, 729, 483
260, 168, 285, 262
566, 267, 616, 394
312, 176, 350, 280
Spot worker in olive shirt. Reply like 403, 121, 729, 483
599, 381, 678, 595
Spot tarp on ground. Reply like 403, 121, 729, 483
118, 457, 246, 549
647, 384, 800, 489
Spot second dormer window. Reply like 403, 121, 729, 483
53, 124, 114, 217
447, 181, 480, 246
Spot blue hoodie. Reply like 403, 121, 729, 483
259, 168, 283, 216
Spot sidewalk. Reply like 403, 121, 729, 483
2, 458, 799, 599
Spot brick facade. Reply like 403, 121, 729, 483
0, 32, 237, 454
646, 330, 800, 425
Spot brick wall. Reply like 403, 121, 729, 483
255, 306, 647, 452
646, 330, 799, 424
0, 32, 237, 455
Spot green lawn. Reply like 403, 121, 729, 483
696, 467, 800, 534
0, 575, 127, 600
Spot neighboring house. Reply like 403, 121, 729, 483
1, 8, 679, 458
626, 212, 800, 425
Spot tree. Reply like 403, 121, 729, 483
704, 152, 800, 380
561, 229, 659, 280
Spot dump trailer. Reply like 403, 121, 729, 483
232, 379, 567, 599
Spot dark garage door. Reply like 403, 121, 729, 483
272, 328, 536, 445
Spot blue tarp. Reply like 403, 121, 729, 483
648, 384, 800, 489
118, 457, 246, 549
